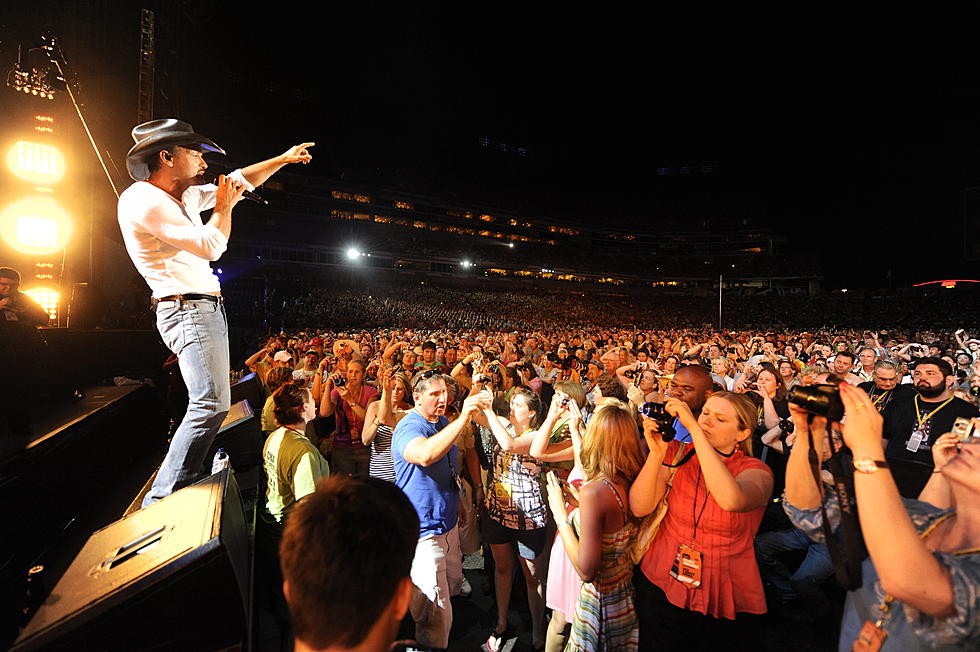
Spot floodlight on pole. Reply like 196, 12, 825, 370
24, 287, 59, 321
0, 196, 73, 255
7, 140, 66, 184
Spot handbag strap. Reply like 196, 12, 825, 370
664, 443, 688, 486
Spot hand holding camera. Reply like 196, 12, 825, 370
836, 383, 883, 455
463, 389, 493, 416
932, 432, 961, 473
640, 413, 671, 452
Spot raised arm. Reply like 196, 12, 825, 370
836, 382, 955, 618
361, 399, 382, 446
629, 417, 672, 517
783, 405, 827, 510
917, 432, 957, 510
241, 142, 314, 188
527, 393, 576, 463
481, 405, 536, 455
757, 391, 781, 429
667, 398, 772, 513
954, 329, 968, 351
318, 373, 338, 417
684, 343, 706, 359
402, 393, 491, 467
245, 343, 272, 370
383, 340, 407, 366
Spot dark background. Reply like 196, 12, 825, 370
2, 2, 979, 289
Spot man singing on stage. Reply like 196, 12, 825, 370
117, 118, 313, 506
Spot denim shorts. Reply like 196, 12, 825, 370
481, 512, 548, 560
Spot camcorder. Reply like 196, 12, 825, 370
638, 402, 676, 442
787, 383, 844, 422
788, 377, 862, 592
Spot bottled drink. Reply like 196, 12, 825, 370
211, 448, 230, 473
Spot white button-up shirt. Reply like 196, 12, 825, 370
117, 170, 253, 298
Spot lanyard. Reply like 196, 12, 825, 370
871, 389, 891, 407
913, 395, 953, 431
691, 467, 711, 544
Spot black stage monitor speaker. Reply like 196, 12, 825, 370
210, 399, 263, 472
13, 468, 250, 651
231, 371, 264, 415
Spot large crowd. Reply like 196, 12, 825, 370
223, 279, 980, 333
244, 317, 980, 651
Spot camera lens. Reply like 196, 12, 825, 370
787, 384, 843, 421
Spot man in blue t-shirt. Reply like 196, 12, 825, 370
392, 373, 491, 650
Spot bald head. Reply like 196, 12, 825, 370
666, 365, 713, 415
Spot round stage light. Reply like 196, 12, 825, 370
23, 287, 59, 321
0, 196, 73, 255
6, 140, 66, 185
346, 247, 360, 260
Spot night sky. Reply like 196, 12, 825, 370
2, 3, 979, 287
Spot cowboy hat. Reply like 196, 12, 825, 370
126, 118, 226, 181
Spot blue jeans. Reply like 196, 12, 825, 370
143, 298, 230, 506
754, 526, 834, 602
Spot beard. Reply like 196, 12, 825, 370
916, 380, 947, 399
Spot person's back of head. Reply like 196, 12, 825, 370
595, 374, 628, 402
582, 398, 644, 482
267, 366, 295, 394
280, 475, 419, 652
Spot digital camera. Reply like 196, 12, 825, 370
638, 402, 677, 442
787, 383, 843, 421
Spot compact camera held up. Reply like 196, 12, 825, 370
638, 402, 677, 442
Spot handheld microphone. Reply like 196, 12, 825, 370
209, 176, 269, 205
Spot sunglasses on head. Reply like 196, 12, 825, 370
413, 369, 441, 388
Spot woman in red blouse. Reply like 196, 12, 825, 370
629, 391, 773, 651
